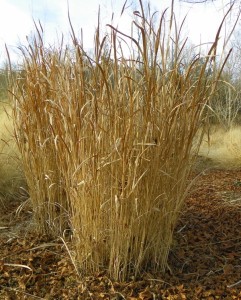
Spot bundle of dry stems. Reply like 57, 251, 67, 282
8, 0, 231, 281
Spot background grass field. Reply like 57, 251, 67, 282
0, 101, 25, 203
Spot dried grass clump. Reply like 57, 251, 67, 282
9, 1, 230, 280
9, 42, 70, 235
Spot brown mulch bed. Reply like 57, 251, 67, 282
1, 168, 241, 299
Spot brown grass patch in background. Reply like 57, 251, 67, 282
0, 102, 25, 203
199, 125, 241, 169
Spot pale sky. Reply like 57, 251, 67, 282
0, 0, 237, 65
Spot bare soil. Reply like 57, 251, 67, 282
1, 161, 241, 299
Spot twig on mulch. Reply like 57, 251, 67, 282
227, 279, 241, 288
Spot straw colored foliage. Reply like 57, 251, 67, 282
9, 1, 229, 281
